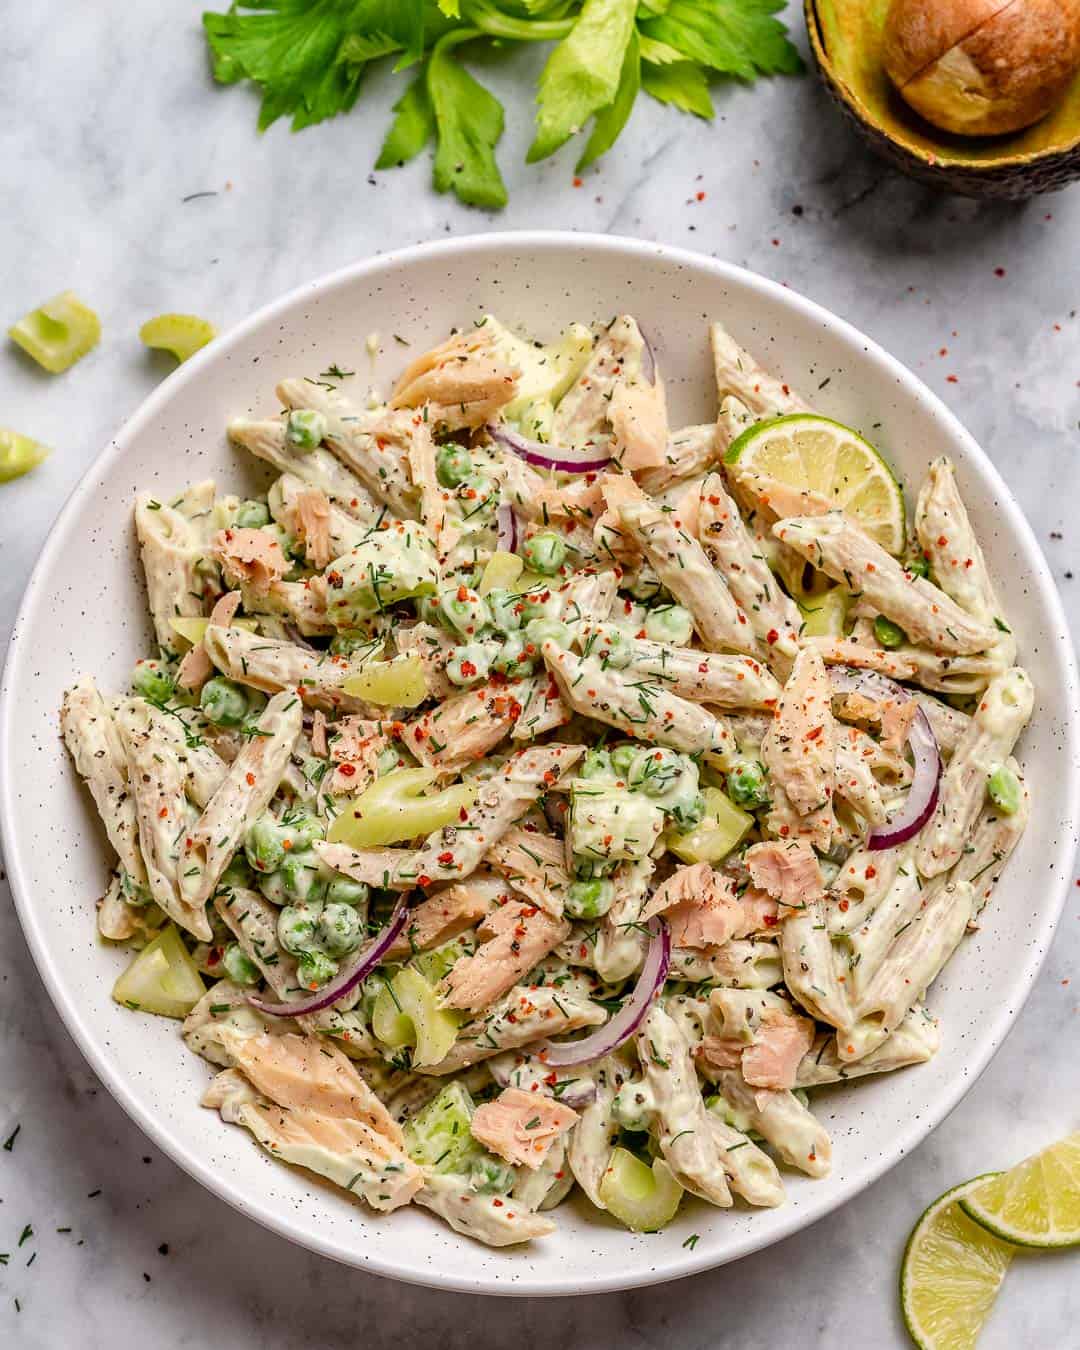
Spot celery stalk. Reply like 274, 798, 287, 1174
667, 786, 753, 864
140, 313, 217, 364
598, 1148, 684, 1232
326, 767, 476, 848
342, 653, 427, 707
9, 292, 101, 374
0, 429, 50, 483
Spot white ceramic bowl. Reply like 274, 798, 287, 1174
2, 233, 1078, 1297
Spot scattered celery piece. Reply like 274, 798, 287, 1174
372, 965, 460, 1067
342, 653, 427, 707
112, 925, 206, 1018
140, 313, 217, 364
798, 586, 848, 638
598, 1148, 684, 1232
326, 767, 476, 848
0, 429, 50, 483
403, 1082, 479, 1173
478, 550, 525, 597
667, 787, 753, 864
9, 291, 101, 373
169, 614, 257, 646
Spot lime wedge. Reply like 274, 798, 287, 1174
960, 1131, 1080, 1248
724, 414, 905, 555
900, 1174, 1013, 1350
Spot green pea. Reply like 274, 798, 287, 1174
487, 588, 524, 633
415, 594, 445, 628
671, 791, 706, 831
460, 472, 499, 520
436, 444, 473, 488
326, 875, 370, 909
522, 530, 567, 576
625, 562, 664, 603
596, 630, 634, 670
297, 950, 338, 989
256, 869, 289, 907
628, 747, 685, 798
200, 677, 249, 727
468, 1156, 515, 1195
234, 499, 270, 528
492, 633, 535, 677
727, 759, 771, 810
906, 556, 931, 580
439, 583, 490, 639
279, 848, 329, 904
644, 604, 694, 646
580, 749, 614, 781
566, 878, 616, 919
986, 764, 1022, 815
222, 943, 261, 986
611, 1084, 652, 1133
279, 811, 325, 851
524, 617, 573, 649
376, 745, 405, 776
318, 902, 364, 957
220, 853, 255, 890
245, 813, 288, 874
447, 641, 495, 688
277, 904, 320, 957
609, 743, 637, 779
132, 659, 175, 703
519, 587, 563, 625
285, 408, 327, 450
873, 616, 908, 650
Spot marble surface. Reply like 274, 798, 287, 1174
2, 1, 1079, 1344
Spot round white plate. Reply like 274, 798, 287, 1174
2, 233, 1078, 1296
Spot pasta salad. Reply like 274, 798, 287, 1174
61, 313, 1032, 1247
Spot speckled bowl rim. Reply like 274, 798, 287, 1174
2, 232, 1078, 1297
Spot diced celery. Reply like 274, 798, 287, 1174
139, 313, 217, 364
667, 786, 753, 864
598, 1148, 684, 1232
482, 316, 594, 419
326, 767, 476, 847
798, 586, 849, 638
342, 653, 427, 707
413, 937, 469, 986
0, 428, 49, 483
478, 550, 525, 597
112, 924, 206, 1018
370, 975, 414, 1049
9, 291, 101, 373
403, 1081, 478, 1174
168, 614, 257, 647
372, 965, 460, 1068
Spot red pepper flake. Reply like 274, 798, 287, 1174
438, 851, 454, 865
245, 772, 256, 786
338, 762, 356, 777
696, 190, 706, 202
946, 375, 958, 384
766, 628, 779, 645
572, 177, 583, 188
158, 806, 168, 818
865, 865, 877, 879
994, 267, 1005, 278
417, 874, 432, 888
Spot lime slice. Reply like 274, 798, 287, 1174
900, 1174, 1013, 1350
960, 1132, 1080, 1248
724, 414, 905, 555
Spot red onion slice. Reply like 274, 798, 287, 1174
828, 667, 941, 850
540, 917, 671, 1067
487, 423, 611, 475
248, 895, 410, 1017
496, 501, 518, 553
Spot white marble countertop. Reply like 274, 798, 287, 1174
2, 1, 1079, 1344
